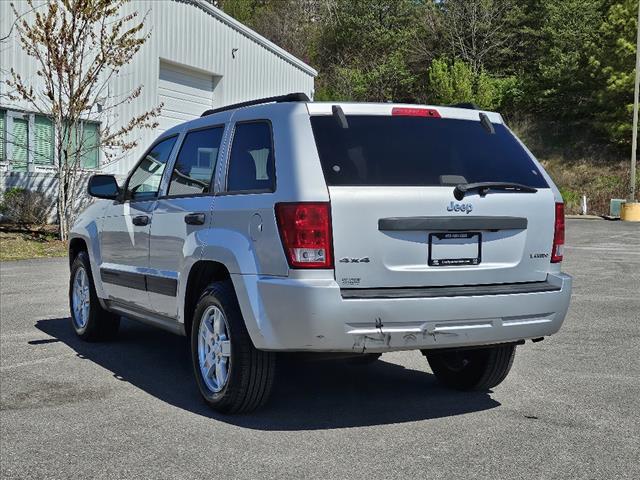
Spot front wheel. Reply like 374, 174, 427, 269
69, 251, 120, 341
190, 281, 275, 413
423, 344, 516, 391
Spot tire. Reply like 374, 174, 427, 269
69, 251, 120, 341
423, 344, 516, 391
190, 281, 275, 414
346, 353, 381, 365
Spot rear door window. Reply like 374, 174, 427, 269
310, 115, 548, 188
167, 127, 224, 196
226, 121, 275, 193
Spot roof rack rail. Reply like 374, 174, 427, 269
201, 92, 310, 117
448, 102, 479, 110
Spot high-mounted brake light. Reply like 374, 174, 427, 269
391, 107, 441, 118
551, 202, 565, 263
275, 202, 333, 269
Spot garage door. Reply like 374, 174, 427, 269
158, 61, 216, 133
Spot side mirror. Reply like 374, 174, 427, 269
88, 174, 120, 200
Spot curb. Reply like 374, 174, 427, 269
565, 215, 603, 220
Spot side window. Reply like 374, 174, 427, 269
226, 121, 275, 192
126, 136, 177, 201
168, 127, 224, 196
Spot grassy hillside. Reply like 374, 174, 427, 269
510, 117, 635, 215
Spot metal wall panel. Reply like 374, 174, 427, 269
0, 0, 315, 175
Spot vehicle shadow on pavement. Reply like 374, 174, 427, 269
36, 317, 500, 430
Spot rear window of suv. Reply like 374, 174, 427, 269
310, 115, 548, 188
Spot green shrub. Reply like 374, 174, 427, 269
427, 58, 519, 110
559, 187, 581, 211
0, 188, 50, 225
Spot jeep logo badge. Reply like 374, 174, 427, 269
447, 201, 473, 214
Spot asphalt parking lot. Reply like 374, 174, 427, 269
1, 219, 638, 479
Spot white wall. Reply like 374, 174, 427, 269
0, 0, 316, 176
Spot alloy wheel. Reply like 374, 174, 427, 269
71, 267, 90, 329
197, 305, 231, 393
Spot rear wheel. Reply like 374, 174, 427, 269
190, 281, 275, 413
423, 344, 516, 391
69, 251, 120, 341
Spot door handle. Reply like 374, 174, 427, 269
184, 212, 206, 225
132, 215, 150, 226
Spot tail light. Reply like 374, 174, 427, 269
275, 202, 333, 269
551, 202, 565, 263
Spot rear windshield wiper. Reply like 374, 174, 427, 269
453, 182, 537, 200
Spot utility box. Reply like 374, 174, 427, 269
610, 199, 626, 217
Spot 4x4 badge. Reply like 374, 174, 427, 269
339, 257, 370, 263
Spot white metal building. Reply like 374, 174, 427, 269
0, 0, 316, 176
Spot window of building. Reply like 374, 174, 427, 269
11, 117, 29, 172
126, 136, 177, 201
80, 123, 99, 169
34, 115, 54, 165
65, 122, 99, 169
0, 109, 100, 171
226, 121, 275, 193
167, 126, 224, 196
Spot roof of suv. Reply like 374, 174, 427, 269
159, 94, 504, 140
306, 102, 503, 123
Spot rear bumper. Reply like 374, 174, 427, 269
232, 272, 572, 353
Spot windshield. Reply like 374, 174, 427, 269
310, 115, 548, 188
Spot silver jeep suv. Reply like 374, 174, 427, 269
69, 93, 572, 413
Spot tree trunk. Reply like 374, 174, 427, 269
57, 172, 68, 241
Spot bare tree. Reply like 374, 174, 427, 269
5, 0, 161, 240
439, 0, 516, 74
241, 0, 323, 63
409, 2, 444, 69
